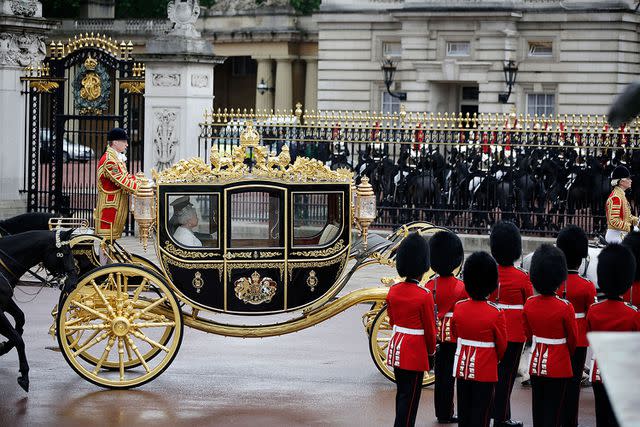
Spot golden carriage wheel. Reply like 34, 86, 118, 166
368, 306, 435, 387
57, 264, 183, 389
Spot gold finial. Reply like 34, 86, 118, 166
240, 121, 260, 147
84, 54, 97, 71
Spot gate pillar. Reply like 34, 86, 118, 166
140, 1, 223, 173
0, 1, 54, 217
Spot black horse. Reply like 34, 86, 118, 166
0, 212, 57, 236
0, 229, 78, 392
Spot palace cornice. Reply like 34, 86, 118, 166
413, 60, 492, 83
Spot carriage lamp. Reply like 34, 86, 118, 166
132, 172, 156, 251
498, 60, 518, 104
355, 177, 377, 250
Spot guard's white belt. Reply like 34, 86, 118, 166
393, 326, 424, 335
458, 339, 495, 348
496, 304, 524, 310
575, 313, 586, 319
443, 312, 454, 318
533, 336, 567, 345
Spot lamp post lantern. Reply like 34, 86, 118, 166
498, 60, 518, 104
381, 56, 407, 101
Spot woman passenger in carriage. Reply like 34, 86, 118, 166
386, 232, 437, 427
170, 196, 203, 248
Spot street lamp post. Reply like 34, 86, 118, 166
381, 56, 407, 101
498, 60, 518, 104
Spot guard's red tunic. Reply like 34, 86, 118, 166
488, 265, 534, 343
95, 147, 138, 240
386, 281, 437, 372
623, 280, 640, 307
523, 295, 578, 378
451, 299, 508, 382
587, 298, 640, 382
425, 276, 467, 343
556, 273, 598, 347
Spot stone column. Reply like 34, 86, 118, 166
0, 1, 53, 217
303, 57, 318, 111
255, 58, 274, 112
274, 58, 292, 112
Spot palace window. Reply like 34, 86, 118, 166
527, 93, 556, 116
446, 41, 471, 57
382, 42, 402, 59
528, 41, 553, 58
381, 91, 402, 114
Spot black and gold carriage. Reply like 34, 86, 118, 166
56, 123, 450, 389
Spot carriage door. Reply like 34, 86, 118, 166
223, 185, 287, 313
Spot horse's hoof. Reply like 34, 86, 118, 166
17, 376, 29, 392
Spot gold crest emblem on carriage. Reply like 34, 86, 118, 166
234, 271, 277, 305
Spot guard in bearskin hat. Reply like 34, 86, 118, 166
451, 251, 507, 427
386, 232, 437, 427
555, 225, 597, 427
489, 221, 533, 427
622, 231, 640, 307
424, 231, 466, 423
523, 244, 578, 427
605, 165, 638, 244
588, 244, 640, 427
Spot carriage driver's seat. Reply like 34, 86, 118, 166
318, 223, 340, 246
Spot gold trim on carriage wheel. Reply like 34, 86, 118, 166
56, 265, 183, 389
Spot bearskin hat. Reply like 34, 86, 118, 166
622, 231, 640, 281
598, 243, 636, 297
530, 244, 568, 295
429, 230, 464, 277
608, 81, 640, 129
396, 232, 430, 280
490, 221, 522, 266
462, 251, 498, 300
556, 225, 589, 269
611, 165, 631, 181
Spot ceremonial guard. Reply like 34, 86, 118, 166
386, 232, 437, 427
622, 231, 640, 307
588, 244, 640, 427
489, 221, 533, 427
424, 231, 466, 423
605, 165, 637, 244
555, 225, 597, 427
524, 244, 578, 427
95, 128, 138, 240
451, 251, 507, 427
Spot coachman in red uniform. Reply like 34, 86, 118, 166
386, 232, 437, 427
425, 230, 466, 423
489, 221, 533, 427
452, 251, 507, 427
587, 244, 640, 427
524, 244, 578, 427
555, 225, 597, 427
622, 231, 640, 307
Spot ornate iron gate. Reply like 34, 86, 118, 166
21, 34, 145, 234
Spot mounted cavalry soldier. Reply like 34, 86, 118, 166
605, 165, 637, 244
95, 128, 138, 240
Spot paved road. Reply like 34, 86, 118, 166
0, 238, 597, 427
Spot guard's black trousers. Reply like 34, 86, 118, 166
434, 341, 456, 420
562, 346, 587, 427
492, 341, 524, 423
530, 376, 568, 427
457, 379, 495, 427
393, 367, 424, 427
593, 381, 620, 427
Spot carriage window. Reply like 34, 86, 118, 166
167, 194, 218, 248
229, 190, 283, 248
293, 193, 343, 247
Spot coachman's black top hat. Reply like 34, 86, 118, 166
611, 165, 631, 181
107, 128, 129, 142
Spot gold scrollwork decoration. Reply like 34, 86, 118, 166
161, 254, 224, 281
192, 271, 204, 293
227, 262, 284, 282
164, 241, 219, 259
120, 81, 145, 94
224, 252, 253, 260
259, 251, 281, 259
291, 240, 345, 258
234, 271, 278, 305
287, 254, 347, 278
306, 270, 318, 292
30, 80, 59, 93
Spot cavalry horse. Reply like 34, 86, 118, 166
0, 229, 78, 391
0, 212, 57, 236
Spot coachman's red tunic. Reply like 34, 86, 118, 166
451, 300, 508, 382
386, 281, 437, 371
95, 146, 138, 240
523, 295, 578, 378
489, 265, 534, 343
425, 276, 467, 343
556, 273, 598, 348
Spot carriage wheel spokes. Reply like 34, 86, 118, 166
368, 306, 435, 387
57, 264, 183, 389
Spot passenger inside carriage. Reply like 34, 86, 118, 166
169, 195, 218, 248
